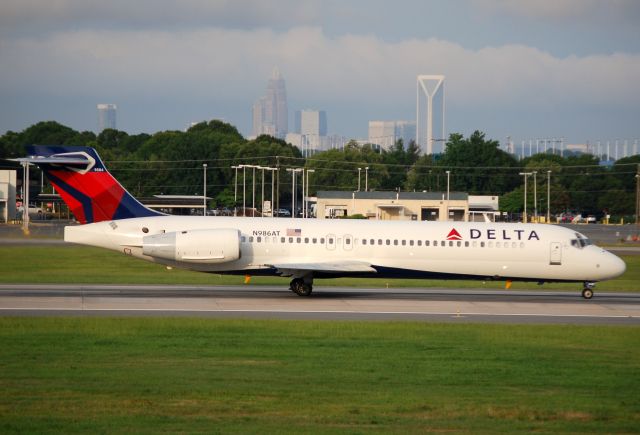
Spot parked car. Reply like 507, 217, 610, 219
275, 208, 291, 217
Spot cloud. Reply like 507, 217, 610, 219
2, 26, 638, 107
0, 0, 323, 36
473, 0, 640, 22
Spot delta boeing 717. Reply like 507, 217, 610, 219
16, 146, 626, 298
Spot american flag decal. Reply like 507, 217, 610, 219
286, 228, 302, 236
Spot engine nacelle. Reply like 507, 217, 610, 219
142, 228, 240, 264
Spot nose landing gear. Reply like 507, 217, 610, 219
582, 282, 595, 299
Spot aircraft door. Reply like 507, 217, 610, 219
326, 234, 336, 251
549, 242, 562, 265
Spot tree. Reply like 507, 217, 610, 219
306, 141, 388, 193
438, 131, 519, 195
404, 154, 436, 191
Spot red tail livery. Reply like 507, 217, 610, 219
25, 145, 161, 224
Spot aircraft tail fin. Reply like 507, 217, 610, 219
19, 145, 162, 224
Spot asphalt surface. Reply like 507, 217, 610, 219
1, 284, 639, 324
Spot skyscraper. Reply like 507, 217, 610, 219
287, 109, 329, 155
252, 68, 288, 139
368, 120, 416, 150
295, 109, 327, 136
97, 103, 117, 132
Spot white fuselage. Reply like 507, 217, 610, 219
65, 216, 626, 283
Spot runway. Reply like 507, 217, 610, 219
1, 284, 639, 324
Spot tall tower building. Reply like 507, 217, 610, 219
295, 110, 327, 136
97, 103, 117, 132
252, 68, 288, 139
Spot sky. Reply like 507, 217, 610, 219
1, 0, 639, 147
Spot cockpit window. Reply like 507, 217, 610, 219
572, 233, 593, 249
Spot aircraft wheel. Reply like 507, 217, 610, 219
290, 278, 313, 296
581, 288, 594, 300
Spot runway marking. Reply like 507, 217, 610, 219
1, 307, 638, 319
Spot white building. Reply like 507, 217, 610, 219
0, 170, 17, 223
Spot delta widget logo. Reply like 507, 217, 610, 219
446, 228, 462, 240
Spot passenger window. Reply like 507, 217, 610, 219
346, 238, 351, 245
495, 242, 500, 248
304, 237, 309, 243
449, 241, 453, 247
472, 241, 477, 248
409, 240, 414, 246
281, 237, 285, 243
393, 240, 398, 246
465, 241, 469, 247
378, 239, 382, 245
481, 242, 485, 247
289, 237, 293, 243
362, 239, 367, 245
433, 241, 438, 247
401, 240, 406, 246
328, 238, 333, 244
417, 240, 422, 246
488, 242, 493, 248
241, 236, 246, 243
386, 240, 390, 245
297, 237, 301, 243
249, 236, 254, 243
257, 236, 262, 243
520, 242, 525, 248
320, 238, 325, 244
457, 241, 461, 247
312, 238, 317, 244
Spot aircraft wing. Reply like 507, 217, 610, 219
267, 260, 376, 276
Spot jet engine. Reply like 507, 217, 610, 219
142, 228, 240, 264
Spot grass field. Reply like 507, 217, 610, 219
0, 245, 638, 291
0, 318, 638, 433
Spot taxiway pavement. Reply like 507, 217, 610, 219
1, 284, 638, 324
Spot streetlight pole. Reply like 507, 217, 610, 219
232, 165, 239, 216
22, 161, 30, 234
202, 163, 207, 216
306, 169, 315, 218
365, 167, 369, 192
260, 166, 265, 218
252, 166, 256, 217
532, 171, 537, 223
286, 168, 302, 218
445, 170, 450, 221
547, 170, 551, 224
519, 172, 532, 223
357, 167, 362, 191
242, 165, 246, 216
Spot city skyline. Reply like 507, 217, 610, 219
0, 1, 638, 145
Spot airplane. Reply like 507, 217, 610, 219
15, 145, 626, 299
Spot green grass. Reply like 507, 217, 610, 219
1, 245, 639, 291
0, 318, 638, 433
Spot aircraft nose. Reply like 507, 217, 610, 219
600, 251, 626, 280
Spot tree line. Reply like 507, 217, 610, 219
1, 120, 638, 220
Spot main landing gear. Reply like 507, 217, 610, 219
290, 277, 313, 296
582, 282, 595, 300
